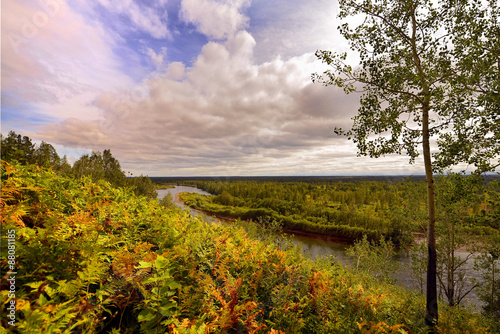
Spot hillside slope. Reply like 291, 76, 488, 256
0, 162, 491, 333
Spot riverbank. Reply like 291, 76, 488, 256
164, 187, 488, 310
180, 192, 355, 243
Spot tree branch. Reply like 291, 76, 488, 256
345, 0, 413, 46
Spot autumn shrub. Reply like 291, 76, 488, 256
0, 161, 493, 333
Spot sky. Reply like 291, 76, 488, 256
1, 0, 427, 176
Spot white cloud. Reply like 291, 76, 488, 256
3, 0, 421, 176
39, 31, 363, 175
1, 0, 135, 121
95, 0, 170, 39
146, 47, 168, 69
180, 0, 251, 39
248, 0, 346, 63
166, 62, 187, 80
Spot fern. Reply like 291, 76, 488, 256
0, 161, 493, 333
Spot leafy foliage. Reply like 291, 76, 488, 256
434, 173, 484, 307
313, 0, 499, 325
0, 161, 493, 333
181, 179, 416, 243
72, 150, 127, 188
1, 131, 157, 199
158, 193, 177, 210
345, 235, 399, 284
1, 131, 70, 172
129, 175, 160, 200
1, 131, 36, 166
313, 0, 499, 173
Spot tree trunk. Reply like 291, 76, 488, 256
448, 220, 455, 306
423, 101, 438, 326
492, 258, 496, 310
410, 6, 438, 325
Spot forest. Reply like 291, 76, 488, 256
1, 132, 499, 333
169, 177, 499, 246
160, 176, 500, 319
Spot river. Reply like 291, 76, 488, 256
157, 186, 484, 310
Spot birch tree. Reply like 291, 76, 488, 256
313, 0, 499, 327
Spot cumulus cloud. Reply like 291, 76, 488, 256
3, 0, 419, 176
39, 30, 363, 175
180, 0, 251, 39
166, 62, 187, 81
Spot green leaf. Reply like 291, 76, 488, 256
158, 304, 176, 317
137, 309, 155, 323
154, 255, 169, 269
136, 261, 153, 269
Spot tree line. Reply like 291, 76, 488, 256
178, 177, 498, 243
0, 131, 157, 199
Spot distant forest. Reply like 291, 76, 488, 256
151, 174, 500, 184
153, 174, 500, 246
